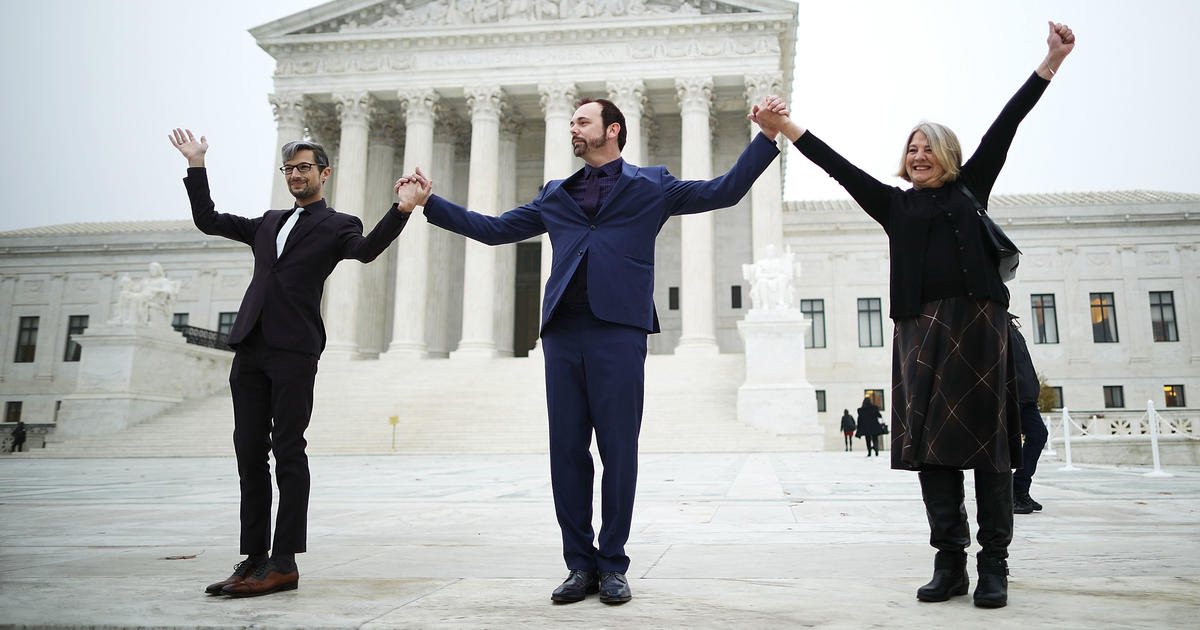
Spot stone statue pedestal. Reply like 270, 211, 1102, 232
736, 309, 824, 448
54, 323, 234, 438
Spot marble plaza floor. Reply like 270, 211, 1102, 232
0, 452, 1198, 629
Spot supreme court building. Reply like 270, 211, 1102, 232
4, 0, 1200, 455
253, 0, 797, 360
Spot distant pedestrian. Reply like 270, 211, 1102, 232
1009, 316, 1047, 514
856, 398, 884, 457
840, 409, 856, 451
10, 420, 26, 453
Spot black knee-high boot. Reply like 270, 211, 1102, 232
916, 470, 970, 602
973, 469, 1014, 608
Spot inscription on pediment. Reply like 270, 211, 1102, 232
297, 0, 739, 34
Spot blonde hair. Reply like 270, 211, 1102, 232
896, 121, 962, 185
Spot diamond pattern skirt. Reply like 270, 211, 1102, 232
890, 297, 1021, 472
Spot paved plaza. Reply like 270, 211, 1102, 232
1, 451, 1198, 629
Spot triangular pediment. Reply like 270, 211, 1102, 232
252, 0, 797, 39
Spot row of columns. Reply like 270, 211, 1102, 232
267, 72, 784, 360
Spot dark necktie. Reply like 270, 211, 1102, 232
581, 168, 601, 218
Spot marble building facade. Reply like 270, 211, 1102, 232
3, 1, 1200, 445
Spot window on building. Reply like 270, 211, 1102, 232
4, 401, 21, 423
730, 285, 742, 310
172, 313, 189, 329
1149, 291, 1179, 342
1030, 293, 1059, 344
1103, 386, 1125, 409
864, 389, 885, 411
815, 390, 826, 413
858, 298, 883, 347
63, 315, 89, 362
1164, 384, 1186, 408
1048, 387, 1064, 410
217, 312, 238, 337
800, 299, 826, 349
668, 287, 679, 311
1090, 292, 1119, 343
14, 316, 38, 363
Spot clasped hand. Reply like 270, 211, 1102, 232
393, 167, 433, 214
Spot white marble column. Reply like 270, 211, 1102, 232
1059, 246, 1089, 365
494, 114, 521, 356
426, 114, 464, 358
323, 90, 372, 359
36, 273, 66, 381
360, 106, 402, 358
1118, 244, 1151, 365
386, 89, 440, 359
1176, 244, 1200, 363
0, 275, 16, 383
268, 92, 306, 210
674, 76, 719, 355
744, 72, 785, 261
607, 79, 645, 166
452, 85, 506, 359
537, 82, 579, 313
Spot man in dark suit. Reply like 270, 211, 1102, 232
399, 97, 782, 603
169, 128, 420, 597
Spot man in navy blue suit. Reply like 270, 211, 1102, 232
399, 96, 783, 604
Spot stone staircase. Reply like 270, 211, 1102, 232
33, 354, 828, 457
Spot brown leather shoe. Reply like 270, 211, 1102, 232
221, 560, 299, 598
204, 559, 261, 595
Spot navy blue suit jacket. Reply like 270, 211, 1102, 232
424, 132, 780, 334
184, 168, 409, 356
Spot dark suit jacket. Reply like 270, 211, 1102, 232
424, 133, 780, 334
184, 167, 409, 356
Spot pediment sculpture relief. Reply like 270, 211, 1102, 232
328, 0, 715, 32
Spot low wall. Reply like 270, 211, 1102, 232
53, 323, 233, 437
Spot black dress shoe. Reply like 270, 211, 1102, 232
551, 569, 599, 603
204, 558, 261, 595
1013, 494, 1036, 514
598, 571, 631, 604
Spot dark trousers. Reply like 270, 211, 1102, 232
864, 434, 879, 454
229, 329, 318, 555
1013, 401, 1048, 495
541, 304, 647, 574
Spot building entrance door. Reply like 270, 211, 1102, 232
513, 241, 542, 357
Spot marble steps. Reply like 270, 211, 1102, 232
34, 354, 819, 457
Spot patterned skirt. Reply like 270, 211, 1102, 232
889, 297, 1021, 472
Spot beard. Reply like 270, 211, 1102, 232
289, 178, 320, 200
572, 134, 607, 157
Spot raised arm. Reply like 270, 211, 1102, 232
171, 128, 260, 245
961, 21, 1075, 198
754, 104, 896, 227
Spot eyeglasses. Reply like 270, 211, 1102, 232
280, 162, 322, 175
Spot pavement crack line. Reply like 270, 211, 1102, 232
359, 577, 462, 627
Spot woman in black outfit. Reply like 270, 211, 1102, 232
839, 409, 856, 451
855, 397, 884, 457
754, 22, 1074, 609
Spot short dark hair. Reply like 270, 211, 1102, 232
577, 97, 626, 150
281, 140, 330, 169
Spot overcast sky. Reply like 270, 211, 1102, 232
1, 0, 1197, 232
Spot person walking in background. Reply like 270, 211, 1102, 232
396, 96, 783, 605
9, 420, 26, 453
856, 398, 884, 457
169, 129, 420, 597
840, 409, 856, 451
753, 21, 1075, 609
1009, 315, 1048, 514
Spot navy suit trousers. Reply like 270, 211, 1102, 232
229, 327, 319, 555
1014, 401, 1048, 495
541, 304, 647, 574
